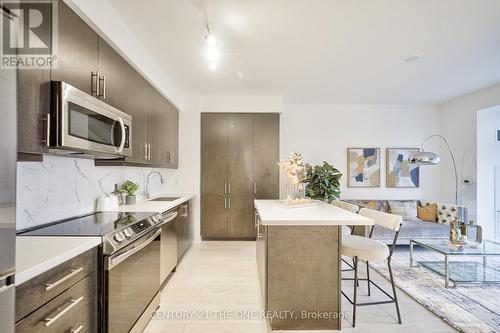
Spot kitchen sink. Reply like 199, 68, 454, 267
149, 196, 181, 202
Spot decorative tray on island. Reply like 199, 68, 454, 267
274, 198, 318, 209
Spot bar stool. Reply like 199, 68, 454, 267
330, 200, 360, 236
341, 208, 403, 327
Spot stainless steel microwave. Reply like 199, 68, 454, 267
48, 81, 132, 159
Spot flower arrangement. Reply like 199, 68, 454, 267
278, 152, 343, 206
278, 152, 307, 185
278, 152, 308, 202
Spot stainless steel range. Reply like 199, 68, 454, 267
19, 210, 178, 333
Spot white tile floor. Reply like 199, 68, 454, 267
144, 241, 456, 332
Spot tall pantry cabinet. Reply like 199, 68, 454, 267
201, 113, 280, 240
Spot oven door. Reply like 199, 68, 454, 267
105, 228, 161, 333
52, 81, 132, 157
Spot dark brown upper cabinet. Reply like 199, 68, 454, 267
97, 38, 126, 110
123, 64, 148, 165
146, 84, 162, 166
17, 54, 50, 159
18, 0, 179, 168
160, 97, 179, 168
50, 1, 98, 95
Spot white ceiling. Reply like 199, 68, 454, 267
108, 0, 500, 105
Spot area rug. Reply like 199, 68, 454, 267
369, 252, 500, 333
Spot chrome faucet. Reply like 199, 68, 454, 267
145, 171, 165, 199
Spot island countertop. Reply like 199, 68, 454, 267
254, 199, 374, 226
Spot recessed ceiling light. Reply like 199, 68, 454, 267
209, 62, 217, 71
405, 55, 421, 62
205, 33, 218, 46
206, 47, 221, 62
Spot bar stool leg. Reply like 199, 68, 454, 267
366, 261, 371, 296
353, 258, 359, 287
388, 259, 402, 324
353, 256, 358, 327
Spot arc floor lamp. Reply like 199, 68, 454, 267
409, 134, 459, 205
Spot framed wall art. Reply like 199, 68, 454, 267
347, 148, 380, 187
386, 148, 420, 188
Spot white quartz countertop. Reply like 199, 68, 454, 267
16, 236, 102, 286
106, 193, 194, 214
254, 200, 374, 226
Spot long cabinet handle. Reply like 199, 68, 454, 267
45, 267, 83, 291
69, 325, 84, 333
253, 182, 257, 195
228, 197, 231, 209
147, 143, 151, 160
224, 182, 227, 194
144, 143, 148, 160
44, 296, 84, 327
99, 75, 106, 98
43, 113, 50, 147
224, 197, 227, 209
91, 72, 99, 96
228, 182, 231, 194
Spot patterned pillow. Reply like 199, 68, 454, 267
388, 200, 418, 219
421, 202, 469, 224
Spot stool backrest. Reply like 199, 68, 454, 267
331, 200, 360, 213
359, 208, 402, 232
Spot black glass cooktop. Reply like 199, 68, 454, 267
19, 211, 156, 236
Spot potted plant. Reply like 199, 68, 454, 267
120, 180, 139, 205
303, 162, 342, 202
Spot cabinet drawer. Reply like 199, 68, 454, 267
16, 248, 97, 321
16, 273, 97, 333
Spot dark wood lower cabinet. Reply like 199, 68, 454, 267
15, 248, 98, 333
16, 272, 97, 333
177, 201, 194, 261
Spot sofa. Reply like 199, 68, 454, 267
343, 199, 469, 245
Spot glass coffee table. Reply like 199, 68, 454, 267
409, 239, 500, 288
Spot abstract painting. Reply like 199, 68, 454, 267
386, 148, 420, 188
347, 148, 380, 187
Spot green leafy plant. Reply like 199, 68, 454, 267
303, 162, 342, 202
120, 180, 139, 196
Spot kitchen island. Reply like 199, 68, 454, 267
254, 200, 373, 330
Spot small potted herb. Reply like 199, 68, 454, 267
120, 180, 139, 205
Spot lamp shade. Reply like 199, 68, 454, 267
409, 151, 440, 165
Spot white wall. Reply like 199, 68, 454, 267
477, 106, 500, 239
439, 82, 500, 227
282, 104, 441, 201
177, 97, 441, 242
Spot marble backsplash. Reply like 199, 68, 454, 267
16, 154, 179, 231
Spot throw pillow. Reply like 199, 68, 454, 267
417, 203, 438, 223
388, 200, 418, 219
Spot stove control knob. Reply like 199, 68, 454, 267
114, 232, 125, 243
152, 214, 161, 223
123, 228, 133, 238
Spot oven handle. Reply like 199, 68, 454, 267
116, 117, 126, 153
158, 211, 178, 226
106, 228, 161, 270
